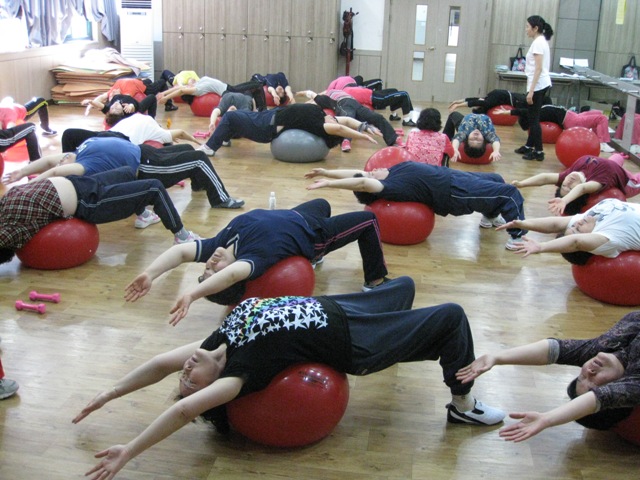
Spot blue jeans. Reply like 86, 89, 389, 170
68, 167, 184, 233
331, 276, 475, 395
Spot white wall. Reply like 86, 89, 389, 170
340, 0, 385, 51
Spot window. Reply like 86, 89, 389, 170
64, 15, 94, 42
414, 5, 427, 45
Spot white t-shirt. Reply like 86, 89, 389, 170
570, 199, 640, 257
525, 35, 551, 91
110, 113, 173, 145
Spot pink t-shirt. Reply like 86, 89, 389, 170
404, 130, 455, 166
326, 76, 357, 91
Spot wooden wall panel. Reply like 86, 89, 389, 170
594, 0, 639, 77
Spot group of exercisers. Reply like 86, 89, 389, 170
2, 14, 640, 480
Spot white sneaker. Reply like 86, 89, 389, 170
174, 231, 201, 244
311, 256, 324, 269
222, 140, 231, 147
447, 399, 505, 426
134, 211, 161, 229
0, 378, 19, 400
341, 139, 351, 152
505, 236, 524, 250
479, 214, 506, 228
600, 143, 615, 153
197, 145, 215, 156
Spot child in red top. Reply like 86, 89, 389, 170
403, 108, 454, 166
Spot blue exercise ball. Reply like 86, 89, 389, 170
270, 129, 329, 163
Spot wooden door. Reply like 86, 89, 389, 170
384, 0, 491, 102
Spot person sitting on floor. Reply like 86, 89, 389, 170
402, 108, 455, 166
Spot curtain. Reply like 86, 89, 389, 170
1, 0, 118, 47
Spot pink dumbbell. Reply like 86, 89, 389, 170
15, 300, 46, 314
29, 290, 61, 303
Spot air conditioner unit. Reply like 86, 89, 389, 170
120, 0, 154, 79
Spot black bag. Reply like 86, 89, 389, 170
621, 56, 639, 80
510, 48, 526, 72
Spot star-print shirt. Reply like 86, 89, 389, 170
200, 295, 352, 397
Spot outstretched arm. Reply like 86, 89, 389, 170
306, 176, 384, 193
490, 141, 502, 162
209, 107, 222, 133
81, 92, 109, 111
510, 233, 609, 257
125, 243, 198, 302
456, 339, 552, 384
512, 172, 559, 188
83, 375, 244, 480
325, 120, 379, 144
285, 86, 296, 104
1, 153, 69, 184
34, 162, 86, 181
548, 181, 603, 215
73, 341, 203, 424
168, 260, 252, 326
170, 129, 201, 144
500, 392, 598, 442
304, 167, 367, 179
496, 215, 572, 234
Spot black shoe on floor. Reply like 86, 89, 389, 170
389, 114, 401, 121
514, 145, 531, 154
522, 150, 544, 161
165, 103, 179, 112
402, 119, 416, 127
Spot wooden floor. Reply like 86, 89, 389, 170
1, 102, 639, 480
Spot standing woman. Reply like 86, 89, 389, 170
516, 15, 553, 161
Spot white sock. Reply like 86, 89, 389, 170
174, 228, 189, 240
451, 394, 475, 411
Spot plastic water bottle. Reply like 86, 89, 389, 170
269, 192, 277, 210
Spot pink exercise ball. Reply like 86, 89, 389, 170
571, 251, 640, 305
227, 363, 349, 447
190, 93, 221, 117
555, 127, 600, 168
541, 121, 563, 144
458, 142, 493, 165
365, 146, 413, 171
242, 256, 315, 301
16, 218, 99, 270
488, 105, 517, 126
365, 200, 435, 245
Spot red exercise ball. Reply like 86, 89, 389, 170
581, 187, 626, 213
571, 251, 640, 306
242, 256, 315, 301
263, 86, 290, 108
227, 363, 350, 447
458, 142, 493, 165
190, 93, 221, 117
612, 406, 640, 446
365, 200, 435, 245
541, 121, 563, 144
16, 218, 99, 270
365, 146, 413, 171
488, 105, 517, 126
555, 127, 600, 168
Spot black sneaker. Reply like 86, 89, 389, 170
389, 114, 401, 121
361, 277, 392, 292
212, 197, 245, 209
522, 150, 544, 161
165, 103, 179, 112
402, 119, 416, 127
514, 145, 531, 154
41, 128, 57, 137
